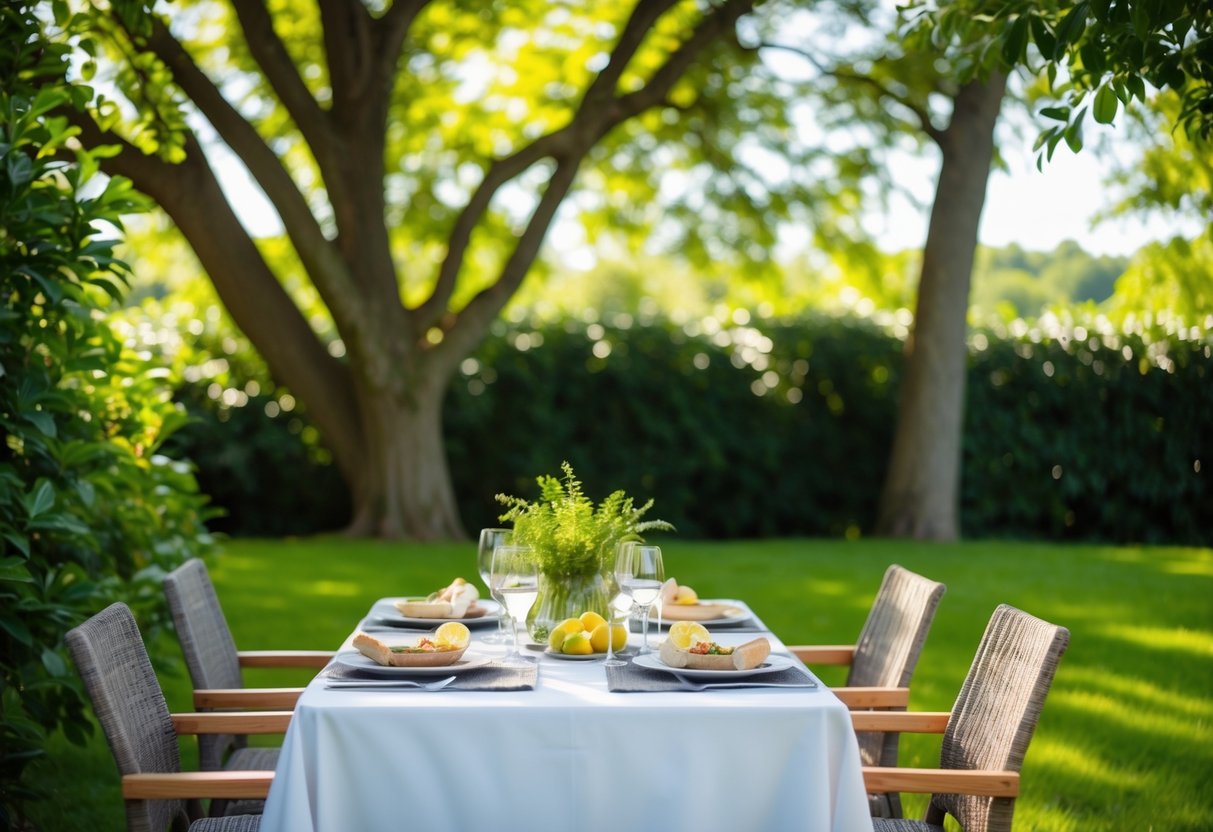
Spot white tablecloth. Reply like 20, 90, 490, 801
258, 600, 874, 832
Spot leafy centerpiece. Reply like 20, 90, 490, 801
496, 462, 672, 642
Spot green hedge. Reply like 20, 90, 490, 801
171, 313, 1212, 545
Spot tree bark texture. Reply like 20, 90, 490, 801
77, 0, 753, 539
875, 72, 1008, 540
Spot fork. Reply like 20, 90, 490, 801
672, 673, 817, 692
324, 675, 457, 691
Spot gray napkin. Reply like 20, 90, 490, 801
319, 661, 536, 691
606, 660, 816, 692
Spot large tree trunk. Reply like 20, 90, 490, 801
347, 370, 466, 539
875, 72, 1007, 540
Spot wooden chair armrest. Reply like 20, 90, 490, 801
863, 766, 1019, 797
237, 650, 333, 669
172, 711, 293, 735
832, 686, 910, 709
194, 688, 304, 710
851, 711, 951, 733
788, 645, 856, 665
122, 770, 273, 800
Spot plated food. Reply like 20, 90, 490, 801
394, 577, 486, 619
352, 622, 470, 667
658, 579, 745, 622
658, 621, 771, 671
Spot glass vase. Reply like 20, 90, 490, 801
526, 570, 609, 644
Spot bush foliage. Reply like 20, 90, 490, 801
0, 7, 213, 825
171, 307, 1211, 546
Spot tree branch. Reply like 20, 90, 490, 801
436, 156, 585, 370
416, 0, 753, 329
70, 113, 366, 484
612, 0, 754, 123
141, 18, 356, 306
319, 0, 374, 108
375, 0, 432, 84
413, 127, 578, 327
229, 0, 329, 152
758, 41, 946, 145
581, 0, 681, 107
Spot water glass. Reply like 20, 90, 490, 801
491, 544, 538, 665
476, 528, 512, 644
615, 543, 664, 655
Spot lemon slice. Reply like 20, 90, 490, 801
434, 621, 470, 649
668, 621, 710, 650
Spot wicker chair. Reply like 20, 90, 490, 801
66, 603, 289, 832
163, 558, 331, 777
854, 604, 1071, 832
789, 563, 946, 816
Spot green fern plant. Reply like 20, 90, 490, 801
496, 462, 672, 578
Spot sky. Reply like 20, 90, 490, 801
870, 136, 1192, 257
222, 140, 1183, 263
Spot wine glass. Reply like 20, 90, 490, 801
490, 544, 538, 665
476, 528, 512, 644
616, 543, 664, 655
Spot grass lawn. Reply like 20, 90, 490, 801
25, 537, 1213, 831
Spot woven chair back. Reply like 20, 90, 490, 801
849, 564, 946, 817
164, 558, 244, 770
928, 604, 1070, 832
66, 602, 188, 832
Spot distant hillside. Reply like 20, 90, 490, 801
969, 240, 1130, 317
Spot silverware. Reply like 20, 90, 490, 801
324, 675, 457, 691
671, 673, 817, 692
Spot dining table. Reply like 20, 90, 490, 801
257, 596, 876, 832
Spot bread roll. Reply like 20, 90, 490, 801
353, 632, 394, 666
730, 637, 771, 670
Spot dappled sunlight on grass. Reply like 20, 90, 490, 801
306, 579, 363, 598
1061, 665, 1213, 719
1094, 622, 1213, 658
1030, 737, 1133, 792
1052, 687, 1205, 750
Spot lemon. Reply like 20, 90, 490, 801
610, 623, 628, 652
675, 586, 699, 605
562, 632, 593, 655
549, 618, 583, 650
554, 617, 584, 637
589, 622, 612, 652
668, 621, 710, 650
434, 621, 470, 649
579, 610, 607, 632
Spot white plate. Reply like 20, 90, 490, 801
370, 599, 502, 629
652, 600, 753, 628
631, 652, 800, 680
543, 648, 607, 661
333, 651, 493, 677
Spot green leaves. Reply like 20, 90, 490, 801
496, 462, 671, 578
1, 4, 214, 821
1093, 84, 1119, 123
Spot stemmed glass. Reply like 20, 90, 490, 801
476, 528, 512, 644
603, 589, 633, 667
490, 544, 538, 665
615, 543, 664, 655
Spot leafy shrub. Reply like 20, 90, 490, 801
161, 307, 1210, 547
0, 8, 213, 825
